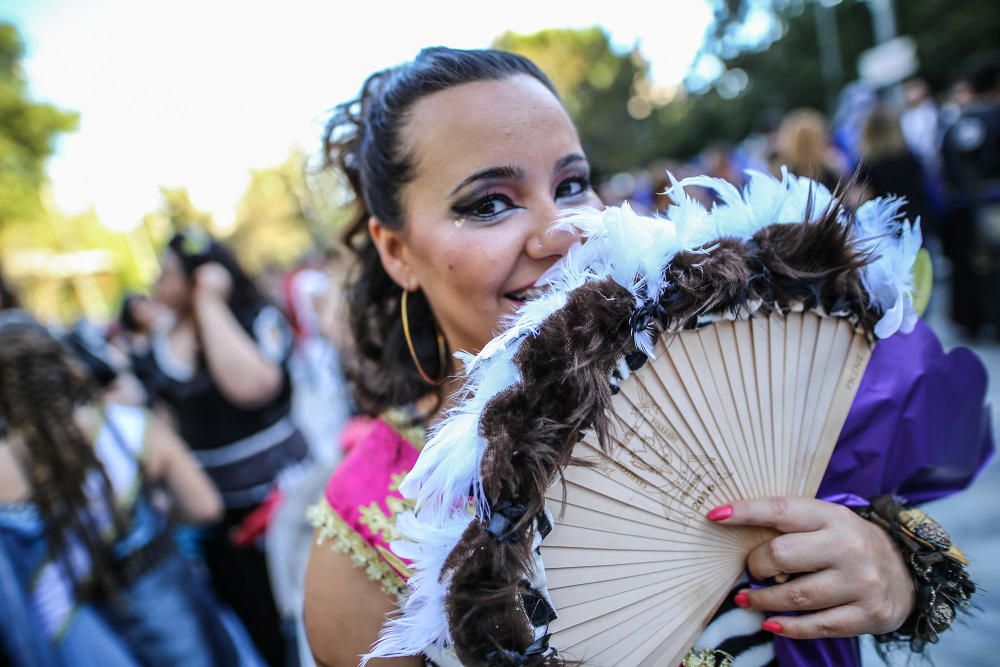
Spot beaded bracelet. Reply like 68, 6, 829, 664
854, 495, 975, 652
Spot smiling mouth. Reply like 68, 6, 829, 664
503, 286, 547, 303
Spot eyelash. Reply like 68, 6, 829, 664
451, 175, 592, 223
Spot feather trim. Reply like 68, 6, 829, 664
366, 170, 922, 661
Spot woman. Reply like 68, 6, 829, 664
303, 48, 990, 666
773, 108, 847, 191
140, 231, 307, 666
0, 310, 256, 666
857, 105, 935, 235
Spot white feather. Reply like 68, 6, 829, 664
853, 196, 922, 338
377, 170, 923, 658
362, 509, 473, 663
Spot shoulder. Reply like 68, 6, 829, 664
307, 417, 424, 596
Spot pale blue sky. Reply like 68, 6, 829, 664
1, 0, 714, 231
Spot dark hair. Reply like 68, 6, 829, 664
965, 52, 1000, 96
0, 311, 129, 601
166, 231, 266, 324
322, 46, 558, 416
119, 293, 147, 333
0, 266, 20, 310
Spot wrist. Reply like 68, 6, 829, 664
855, 495, 975, 652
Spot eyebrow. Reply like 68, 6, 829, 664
448, 153, 589, 197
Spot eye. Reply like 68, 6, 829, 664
556, 176, 590, 200
452, 193, 520, 222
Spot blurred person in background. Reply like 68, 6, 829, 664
901, 78, 941, 174
267, 250, 353, 667
940, 53, 1000, 337
857, 105, 935, 238
0, 310, 262, 666
0, 269, 19, 311
116, 294, 159, 356
774, 107, 847, 190
830, 82, 878, 169
140, 230, 306, 666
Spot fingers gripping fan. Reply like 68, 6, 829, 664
367, 171, 922, 667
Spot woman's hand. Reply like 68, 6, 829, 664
708, 496, 915, 639
193, 262, 232, 302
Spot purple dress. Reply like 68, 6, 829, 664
774, 320, 994, 666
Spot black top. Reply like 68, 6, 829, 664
137, 305, 294, 452
858, 151, 933, 230
942, 100, 1000, 200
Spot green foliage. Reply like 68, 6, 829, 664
225, 150, 353, 273
663, 0, 1000, 158
494, 27, 654, 176
0, 23, 78, 228
158, 186, 213, 233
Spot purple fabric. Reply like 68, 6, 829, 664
772, 321, 994, 667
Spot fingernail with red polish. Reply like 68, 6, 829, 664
707, 505, 733, 521
762, 620, 784, 634
734, 592, 750, 608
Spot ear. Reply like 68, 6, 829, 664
368, 216, 418, 291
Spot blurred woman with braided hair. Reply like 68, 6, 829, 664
0, 310, 263, 666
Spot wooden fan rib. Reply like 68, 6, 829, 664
802, 329, 871, 495
794, 318, 853, 495
608, 569, 743, 667
750, 316, 776, 496
545, 487, 754, 549
561, 561, 739, 665
767, 314, 787, 499
780, 313, 802, 496
656, 337, 747, 504
547, 555, 738, 609
544, 555, 735, 590
681, 327, 756, 500
549, 456, 752, 552
712, 321, 769, 499
610, 359, 742, 508
568, 440, 748, 548
550, 558, 737, 649
732, 322, 769, 497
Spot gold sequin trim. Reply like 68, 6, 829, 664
307, 498, 407, 597
380, 407, 427, 451
681, 648, 735, 667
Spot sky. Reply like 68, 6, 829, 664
1, 0, 714, 232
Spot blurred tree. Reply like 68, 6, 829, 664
494, 27, 658, 176
158, 186, 213, 232
670, 0, 1000, 156
225, 150, 353, 273
0, 23, 78, 229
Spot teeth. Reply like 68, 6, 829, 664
507, 286, 546, 301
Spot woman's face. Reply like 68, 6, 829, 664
154, 251, 190, 313
373, 75, 600, 357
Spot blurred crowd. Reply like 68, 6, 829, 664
0, 234, 353, 667
604, 54, 1000, 340
0, 49, 997, 667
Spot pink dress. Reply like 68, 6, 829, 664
307, 412, 425, 595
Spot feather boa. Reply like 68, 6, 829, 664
364, 170, 921, 662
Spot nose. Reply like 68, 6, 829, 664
524, 201, 581, 261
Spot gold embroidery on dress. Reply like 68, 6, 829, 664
307, 499, 407, 597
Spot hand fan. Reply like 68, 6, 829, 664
542, 311, 870, 665
365, 170, 922, 667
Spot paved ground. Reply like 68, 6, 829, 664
861, 281, 1000, 664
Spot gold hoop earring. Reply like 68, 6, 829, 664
401, 290, 448, 386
